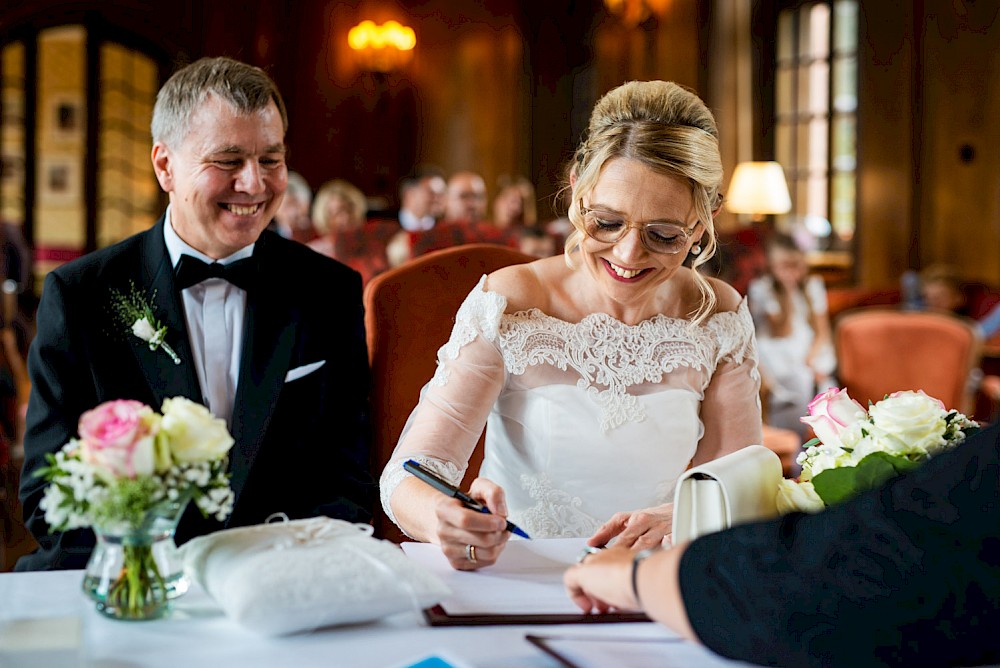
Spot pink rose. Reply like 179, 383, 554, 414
78, 400, 157, 478
800, 388, 866, 450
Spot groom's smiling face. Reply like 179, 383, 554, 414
152, 94, 288, 259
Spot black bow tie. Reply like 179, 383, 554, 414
174, 254, 257, 292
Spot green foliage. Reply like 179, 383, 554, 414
811, 451, 923, 506
92, 477, 162, 528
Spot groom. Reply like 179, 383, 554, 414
16, 57, 374, 570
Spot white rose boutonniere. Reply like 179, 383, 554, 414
111, 282, 181, 365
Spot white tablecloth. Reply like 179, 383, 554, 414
0, 570, 753, 668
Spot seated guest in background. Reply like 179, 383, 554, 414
308, 179, 390, 284
518, 226, 558, 258
272, 171, 315, 244
492, 174, 538, 230
920, 264, 970, 316
748, 233, 836, 438
397, 174, 437, 232
17, 56, 374, 571
309, 179, 368, 241
565, 418, 1000, 668
443, 171, 488, 224
380, 80, 762, 570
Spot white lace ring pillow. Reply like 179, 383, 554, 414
179, 517, 451, 636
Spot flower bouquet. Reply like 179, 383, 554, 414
776, 388, 979, 513
37, 397, 235, 620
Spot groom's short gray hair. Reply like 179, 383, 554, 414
151, 56, 288, 147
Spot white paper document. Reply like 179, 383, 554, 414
401, 537, 594, 616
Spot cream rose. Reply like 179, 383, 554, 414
160, 397, 234, 463
776, 479, 825, 514
867, 390, 947, 454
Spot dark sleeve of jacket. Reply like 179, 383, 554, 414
17, 270, 102, 570
679, 420, 1000, 668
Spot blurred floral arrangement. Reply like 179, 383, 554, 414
777, 388, 979, 513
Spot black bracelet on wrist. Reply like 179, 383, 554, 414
631, 547, 658, 608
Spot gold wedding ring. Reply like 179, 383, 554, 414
465, 544, 478, 563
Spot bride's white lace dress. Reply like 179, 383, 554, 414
380, 276, 763, 539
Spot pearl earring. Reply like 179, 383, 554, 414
691, 243, 702, 256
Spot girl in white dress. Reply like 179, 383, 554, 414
748, 235, 836, 437
380, 81, 763, 570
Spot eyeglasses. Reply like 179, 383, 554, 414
579, 203, 699, 255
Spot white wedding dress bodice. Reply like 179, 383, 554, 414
381, 276, 762, 539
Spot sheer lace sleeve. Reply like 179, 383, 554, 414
694, 299, 764, 465
379, 276, 508, 529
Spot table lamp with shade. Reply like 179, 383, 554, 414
725, 161, 792, 224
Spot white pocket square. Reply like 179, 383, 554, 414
284, 361, 326, 383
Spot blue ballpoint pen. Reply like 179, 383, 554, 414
403, 459, 531, 539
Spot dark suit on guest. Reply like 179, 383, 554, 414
16, 217, 375, 570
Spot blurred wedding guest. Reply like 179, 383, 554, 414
397, 175, 436, 232
381, 80, 762, 570
308, 180, 389, 284
17, 56, 374, 571
492, 175, 538, 230
310, 179, 368, 240
748, 234, 836, 437
272, 171, 315, 244
518, 226, 557, 258
443, 171, 488, 223
920, 264, 969, 316
565, 418, 1000, 668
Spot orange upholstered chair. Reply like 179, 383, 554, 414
363, 243, 535, 542
835, 308, 983, 415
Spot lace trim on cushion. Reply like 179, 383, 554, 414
431, 276, 506, 387
432, 275, 756, 431
380, 455, 466, 539
518, 473, 601, 538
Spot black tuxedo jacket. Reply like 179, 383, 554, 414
16, 218, 375, 570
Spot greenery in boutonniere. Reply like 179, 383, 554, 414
110, 281, 181, 365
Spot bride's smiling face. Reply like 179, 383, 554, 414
577, 157, 702, 315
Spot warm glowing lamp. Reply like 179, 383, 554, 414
725, 161, 792, 223
603, 0, 671, 27
348, 20, 416, 72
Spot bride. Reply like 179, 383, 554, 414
380, 80, 763, 570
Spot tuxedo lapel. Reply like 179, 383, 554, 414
228, 236, 297, 504
131, 219, 202, 407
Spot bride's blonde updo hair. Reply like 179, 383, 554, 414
565, 80, 724, 324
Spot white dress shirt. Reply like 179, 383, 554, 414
163, 206, 254, 426
398, 209, 435, 231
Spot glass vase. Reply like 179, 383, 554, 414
82, 501, 188, 621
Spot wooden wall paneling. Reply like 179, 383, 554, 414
918, 0, 1000, 286
855, 0, 917, 288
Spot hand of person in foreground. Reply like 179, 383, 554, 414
587, 503, 672, 549
565, 542, 699, 642
563, 546, 638, 613
433, 477, 511, 571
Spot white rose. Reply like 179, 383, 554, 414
160, 397, 234, 463
131, 317, 157, 342
776, 479, 825, 514
848, 425, 909, 464
867, 391, 947, 454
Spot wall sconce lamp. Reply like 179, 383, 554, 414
725, 161, 792, 224
603, 0, 671, 27
348, 20, 416, 73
